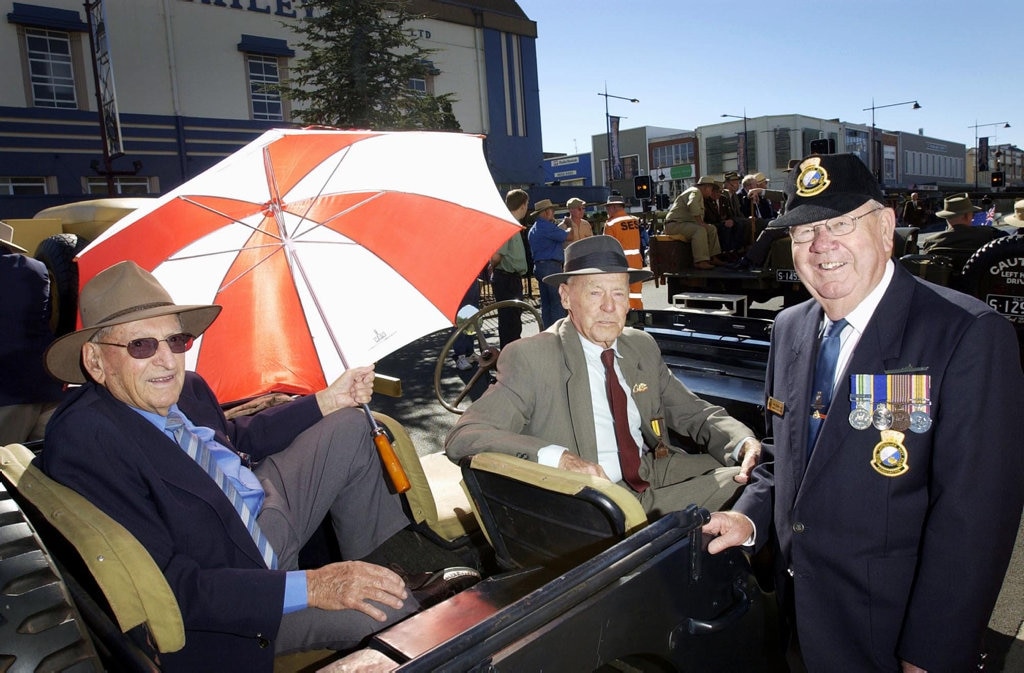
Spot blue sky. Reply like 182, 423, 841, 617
515, 0, 1021, 156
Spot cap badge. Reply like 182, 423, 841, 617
795, 158, 830, 198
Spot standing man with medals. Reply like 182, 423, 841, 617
703, 154, 1024, 672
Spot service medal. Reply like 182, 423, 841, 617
909, 410, 932, 434
849, 406, 872, 430
891, 406, 911, 432
870, 429, 909, 477
871, 403, 892, 430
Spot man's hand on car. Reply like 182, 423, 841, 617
306, 561, 408, 621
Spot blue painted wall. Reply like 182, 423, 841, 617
481, 28, 544, 188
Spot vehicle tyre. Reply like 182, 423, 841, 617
961, 234, 1024, 299
961, 235, 1024, 363
34, 234, 89, 336
0, 479, 103, 671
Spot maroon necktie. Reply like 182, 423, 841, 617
601, 349, 649, 493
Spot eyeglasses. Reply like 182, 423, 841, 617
95, 333, 195, 359
789, 206, 885, 244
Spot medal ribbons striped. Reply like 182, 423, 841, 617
849, 373, 931, 434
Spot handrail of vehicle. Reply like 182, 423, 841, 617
396, 506, 712, 671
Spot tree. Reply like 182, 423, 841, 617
285, 0, 461, 132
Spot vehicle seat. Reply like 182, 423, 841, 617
0, 443, 185, 655
0, 443, 345, 672
894, 226, 920, 256
899, 253, 954, 286
459, 452, 647, 573
373, 412, 477, 543
648, 235, 694, 286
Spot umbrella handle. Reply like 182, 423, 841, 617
372, 428, 411, 493
362, 405, 411, 494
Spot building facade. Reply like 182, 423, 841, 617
697, 114, 967, 193
0, 0, 543, 218
592, 125, 690, 199
542, 152, 592, 187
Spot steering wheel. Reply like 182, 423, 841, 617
434, 300, 542, 414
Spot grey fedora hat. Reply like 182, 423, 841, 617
542, 235, 653, 286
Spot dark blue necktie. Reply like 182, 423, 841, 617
807, 318, 848, 456
165, 412, 277, 569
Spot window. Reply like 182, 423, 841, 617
409, 77, 427, 95
247, 54, 283, 121
86, 176, 151, 195
26, 28, 77, 108
0, 176, 49, 195
237, 35, 292, 122
774, 128, 791, 169
652, 142, 694, 169
704, 135, 724, 174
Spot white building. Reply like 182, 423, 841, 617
0, 0, 543, 218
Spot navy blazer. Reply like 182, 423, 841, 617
41, 373, 323, 672
735, 265, 1024, 671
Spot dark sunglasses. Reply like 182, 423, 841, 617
95, 332, 195, 359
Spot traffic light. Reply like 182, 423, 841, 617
991, 171, 1004, 188
634, 175, 652, 200
656, 192, 670, 210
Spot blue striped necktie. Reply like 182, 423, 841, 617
165, 412, 277, 569
807, 318, 849, 456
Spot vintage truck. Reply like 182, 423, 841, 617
1, 200, 774, 672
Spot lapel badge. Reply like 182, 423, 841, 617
767, 396, 785, 417
632, 382, 648, 393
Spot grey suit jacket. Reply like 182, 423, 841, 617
446, 318, 751, 474
735, 264, 1024, 672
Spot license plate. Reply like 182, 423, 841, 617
776, 270, 800, 283
987, 294, 1024, 316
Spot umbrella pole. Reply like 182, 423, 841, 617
362, 404, 411, 494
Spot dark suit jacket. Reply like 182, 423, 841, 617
735, 265, 1024, 672
41, 373, 323, 672
921, 225, 1005, 271
446, 318, 751, 470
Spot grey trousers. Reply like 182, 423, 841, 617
254, 408, 418, 654
634, 451, 743, 519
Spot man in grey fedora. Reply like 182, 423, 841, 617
920, 192, 1005, 271
447, 236, 761, 516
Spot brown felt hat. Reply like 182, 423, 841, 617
45, 261, 221, 384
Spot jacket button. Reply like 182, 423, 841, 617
792, 522, 805, 533
257, 635, 269, 649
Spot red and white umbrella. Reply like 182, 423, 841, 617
77, 128, 520, 404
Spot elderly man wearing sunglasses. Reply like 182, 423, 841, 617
39, 261, 475, 672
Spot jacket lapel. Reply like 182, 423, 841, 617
98, 388, 269, 569
558, 320, 599, 463
798, 267, 917, 490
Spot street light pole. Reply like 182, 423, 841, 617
861, 99, 921, 185
721, 111, 749, 175
597, 85, 638, 188
968, 121, 1011, 190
